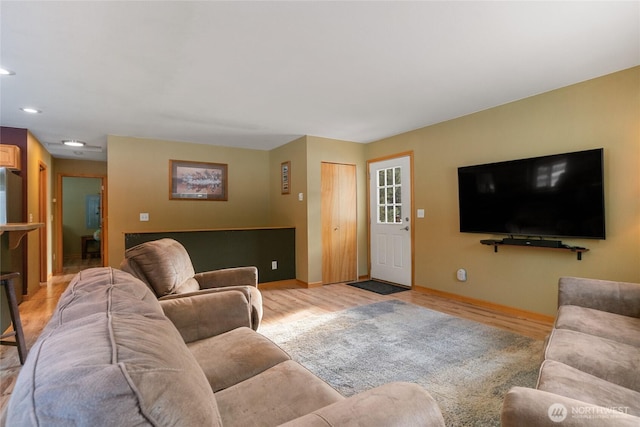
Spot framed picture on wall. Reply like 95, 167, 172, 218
169, 160, 228, 201
281, 161, 291, 194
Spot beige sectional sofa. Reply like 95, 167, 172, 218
120, 238, 264, 330
2, 267, 445, 426
502, 276, 640, 426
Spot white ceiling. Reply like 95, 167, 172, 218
1, 1, 638, 161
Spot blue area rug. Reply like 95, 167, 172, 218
260, 300, 542, 426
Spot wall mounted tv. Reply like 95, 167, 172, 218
457, 148, 605, 240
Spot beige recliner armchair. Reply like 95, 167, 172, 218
120, 238, 263, 330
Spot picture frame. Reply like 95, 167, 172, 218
169, 160, 228, 201
281, 161, 291, 194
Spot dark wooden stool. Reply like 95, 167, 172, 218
0, 272, 27, 364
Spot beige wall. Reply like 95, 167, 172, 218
365, 66, 640, 315
25, 132, 52, 291
54, 159, 108, 176
80, 67, 638, 317
107, 136, 271, 267
261, 134, 369, 286
107, 133, 369, 286
268, 136, 309, 282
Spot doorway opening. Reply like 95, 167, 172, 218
56, 175, 106, 275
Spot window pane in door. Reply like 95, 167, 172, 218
387, 206, 394, 222
376, 166, 404, 224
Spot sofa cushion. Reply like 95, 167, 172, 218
215, 360, 344, 427
5, 267, 221, 426
280, 382, 446, 427
53, 267, 162, 322
502, 387, 640, 427
544, 328, 640, 392
160, 289, 253, 342
188, 326, 291, 392
538, 360, 640, 417
558, 277, 640, 317
122, 238, 200, 296
555, 305, 640, 347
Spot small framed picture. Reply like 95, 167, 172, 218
169, 160, 228, 201
281, 161, 291, 194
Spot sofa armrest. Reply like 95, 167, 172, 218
279, 382, 445, 427
502, 387, 639, 427
558, 277, 640, 317
159, 290, 252, 342
195, 266, 258, 289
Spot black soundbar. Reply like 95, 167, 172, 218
500, 238, 563, 248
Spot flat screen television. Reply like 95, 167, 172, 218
457, 148, 605, 240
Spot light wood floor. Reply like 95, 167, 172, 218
0, 273, 553, 413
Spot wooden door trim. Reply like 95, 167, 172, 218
38, 161, 47, 282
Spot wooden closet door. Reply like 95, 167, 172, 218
321, 162, 357, 284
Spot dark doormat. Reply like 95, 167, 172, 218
346, 280, 409, 295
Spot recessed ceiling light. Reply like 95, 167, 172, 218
20, 107, 42, 114
0, 68, 15, 76
62, 140, 86, 147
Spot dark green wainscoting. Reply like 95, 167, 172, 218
124, 227, 295, 283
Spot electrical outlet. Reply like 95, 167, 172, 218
456, 268, 467, 282
139, 213, 149, 221
272, 261, 278, 270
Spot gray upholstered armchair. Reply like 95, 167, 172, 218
120, 238, 263, 330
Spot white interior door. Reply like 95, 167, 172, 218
369, 156, 412, 287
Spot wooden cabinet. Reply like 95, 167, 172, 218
0, 145, 21, 170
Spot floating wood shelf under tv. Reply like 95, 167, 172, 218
480, 238, 589, 261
